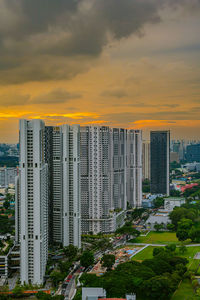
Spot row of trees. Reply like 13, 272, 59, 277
169, 206, 200, 242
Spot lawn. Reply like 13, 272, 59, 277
171, 279, 200, 300
132, 245, 200, 267
132, 246, 158, 261
131, 231, 179, 245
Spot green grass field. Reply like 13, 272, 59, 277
132, 245, 200, 263
132, 246, 157, 260
171, 279, 199, 300
131, 231, 180, 245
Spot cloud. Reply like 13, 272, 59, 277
0, 92, 30, 106
31, 89, 82, 104
0, 0, 199, 84
101, 89, 127, 98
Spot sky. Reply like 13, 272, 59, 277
0, 0, 200, 143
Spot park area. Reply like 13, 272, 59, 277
131, 231, 181, 245
130, 234, 200, 300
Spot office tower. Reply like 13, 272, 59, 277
19, 119, 48, 285
45, 125, 81, 248
186, 144, 200, 162
80, 126, 112, 234
112, 128, 127, 210
142, 141, 150, 180
127, 130, 143, 208
150, 131, 170, 195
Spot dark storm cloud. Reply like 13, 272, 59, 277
31, 89, 82, 104
0, 0, 199, 84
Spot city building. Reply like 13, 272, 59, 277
80, 126, 142, 234
186, 144, 200, 162
0, 167, 18, 187
164, 197, 185, 212
170, 152, 180, 163
142, 141, 150, 180
80, 126, 113, 234
18, 119, 48, 285
112, 128, 127, 210
45, 125, 81, 248
146, 212, 171, 231
127, 130, 143, 208
82, 288, 136, 300
150, 131, 170, 196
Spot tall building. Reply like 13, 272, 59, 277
80, 126, 142, 234
127, 130, 142, 208
17, 120, 81, 285
62, 125, 81, 248
112, 128, 127, 211
186, 144, 200, 162
150, 131, 170, 196
45, 125, 81, 248
142, 141, 150, 180
19, 119, 48, 285
80, 126, 113, 234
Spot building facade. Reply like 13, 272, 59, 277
80, 126, 142, 234
186, 144, 200, 162
45, 125, 81, 248
19, 119, 48, 285
142, 141, 150, 180
127, 130, 143, 208
150, 131, 170, 196
0, 167, 18, 187
80, 126, 113, 234
112, 128, 127, 210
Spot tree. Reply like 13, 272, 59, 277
167, 223, 175, 231
142, 275, 174, 300
188, 226, 200, 243
80, 251, 94, 268
101, 254, 115, 270
179, 244, 187, 255
176, 229, 189, 241
170, 190, 181, 197
169, 207, 196, 229
165, 244, 176, 253
176, 218, 193, 241
116, 224, 140, 237
63, 244, 78, 259
153, 248, 164, 257
154, 223, 164, 232
50, 271, 65, 287
153, 197, 164, 209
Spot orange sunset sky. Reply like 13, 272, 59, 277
0, 0, 200, 142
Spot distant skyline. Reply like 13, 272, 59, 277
0, 0, 200, 142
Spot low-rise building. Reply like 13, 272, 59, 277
82, 288, 136, 300
164, 197, 185, 211
146, 212, 171, 231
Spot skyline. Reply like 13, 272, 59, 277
0, 0, 200, 142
